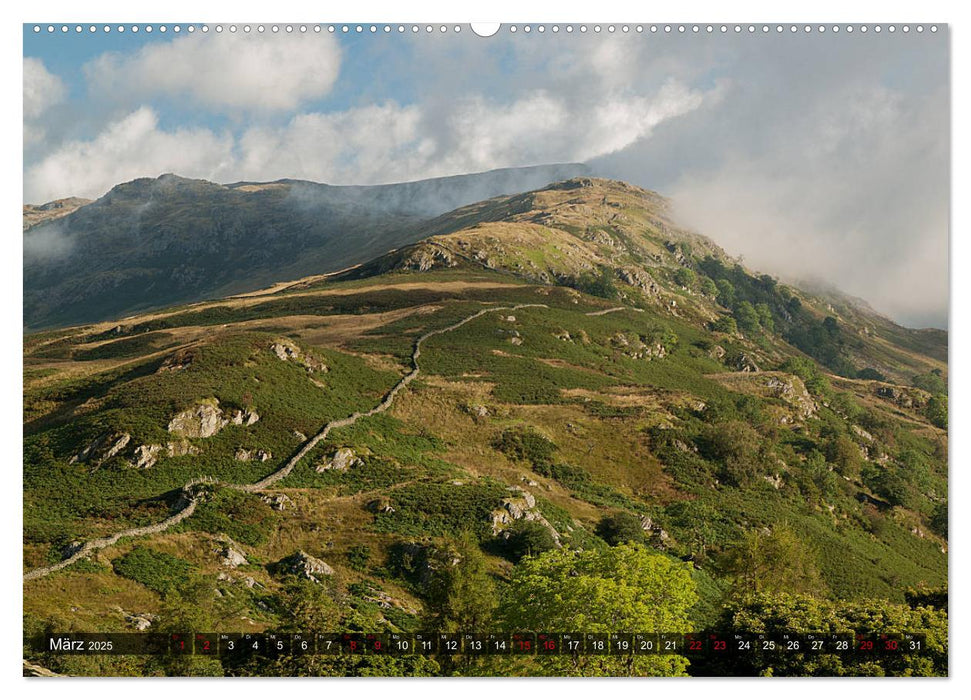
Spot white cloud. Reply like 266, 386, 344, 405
24, 107, 234, 203
84, 32, 341, 112
23, 58, 66, 145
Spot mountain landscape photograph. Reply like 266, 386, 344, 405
21, 21, 949, 680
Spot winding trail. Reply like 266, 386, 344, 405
585, 306, 644, 316
24, 303, 547, 582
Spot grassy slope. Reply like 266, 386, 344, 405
24, 179, 946, 663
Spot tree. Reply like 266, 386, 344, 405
425, 531, 497, 633
825, 434, 863, 479
715, 279, 736, 307
595, 512, 645, 546
700, 420, 770, 486
700, 277, 718, 298
498, 544, 697, 676
718, 525, 825, 596
755, 302, 775, 333
713, 315, 738, 334
697, 592, 947, 677
925, 395, 947, 430
501, 520, 557, 562
734, 301, 761, 335
674, 268, 696, 288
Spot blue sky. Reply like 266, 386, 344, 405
23, 24, 949, 327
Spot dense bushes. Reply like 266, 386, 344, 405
112, 547, 194, 595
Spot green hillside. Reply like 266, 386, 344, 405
23, 178, 947, 677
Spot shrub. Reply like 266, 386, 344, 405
492, 426, 556, 469
112, 547, 194, 595
501, 520, 558, 562
346, 544, 372, 572
595, 512, 646, 546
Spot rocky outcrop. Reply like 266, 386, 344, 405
23, 660, 61, 677
733, 354, 761, 373
490, 487, 561, 545
875, 385, 926, 410
764, 375, 817, 420
220, 542, 248, 568
316, 447, 362, 472
125, 611, 157, 630
131, 444, 163, 469
229, 409, 261, 426
157, 348, 195, 372
271, 339, 328, 373
261, 494, 292, 511
167, 400, 259, 438
610, 331, 667, 360
69, 432, 131, 466
167, 401, 228, 438
235, 447, 272, 462
277, 551, 335, 583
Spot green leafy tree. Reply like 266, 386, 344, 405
715, 279, 736, 308
700, 277, 718, 297
425, 531, 497, 633
925, 395, 947, 430
712, 315, 738, 334
698, 592, 947, 676
755, 302, 775, 333
734, 301, 761, 335
498, 544, 697, 676
718, 525, 826, 596
699, 420, 770, 486
674, 268, 696, 288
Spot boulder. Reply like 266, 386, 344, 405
261, 494, 292, 511
131, 444, 162, 469
166, 439, 200, 457
221, 544, 248, 568
235, 447, 272, 462
278, 551, 335, 583
317, 447, 362, 472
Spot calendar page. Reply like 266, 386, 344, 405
22, 20, 948, 679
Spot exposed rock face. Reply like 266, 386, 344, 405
610, 332, 667, 360
490, 487, 561, 545
764, 376, 817, 420
734, 354, 761, 372
401, 245, 457, 272
317, 447, 362, 472
271, 339, 328, 373
167, 400, 259, 438
157, 348, 195, 372
230, 409, 261, 426
124, 612, 156, 630
221, 543, 248, 568
235, 447, 272, 462
131, 444, 162, 469
166, 440, 200, 457
167, 401, 228, 438
261, 494, 292, 511
278, 551, 335, 583
875, 385, 925, 410
70, 432, 131, 466
617, 267, 661, 296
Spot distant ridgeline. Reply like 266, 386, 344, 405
22, 164, 590, 330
